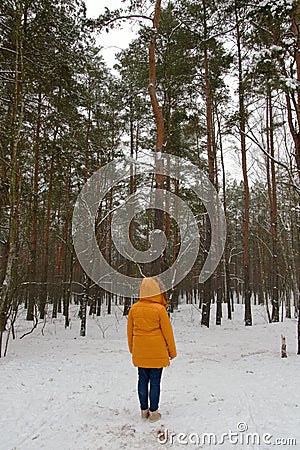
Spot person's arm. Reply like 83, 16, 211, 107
127, 307, 133, 353
159, 307, 177, 359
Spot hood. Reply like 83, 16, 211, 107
139, 277, 167, 307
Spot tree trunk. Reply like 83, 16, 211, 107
80, 283, 88, 337
266, 89, 279, 322
27, 91, 42, 321
0, 0, 25, 346
107, 188, 113, 315
235, 0, 252, 326
290, 0, 300, 179
281, 335, 287, 358
124, 99, 137, 316
62, 155, 72, 327
216, 110, 232, 320
201, 0, 215, 328
298, 300, 300, 355
148, 0, 165, 275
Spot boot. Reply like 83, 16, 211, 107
141, 409, 149, 420
149, 409, 161, 422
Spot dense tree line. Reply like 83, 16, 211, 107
0, 0, 299, 355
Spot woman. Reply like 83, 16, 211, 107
127, 277, 177, 422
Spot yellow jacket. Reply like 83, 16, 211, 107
127, 277, 177, 368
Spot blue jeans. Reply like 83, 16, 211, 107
137, 367, 163, 412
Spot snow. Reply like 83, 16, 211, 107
269, 45, 282, 53
259, 0, 294, 13
283, 77, 299, 91
282, 38, 295, 46
1, 304, 299, 450
252, 49, 271, 62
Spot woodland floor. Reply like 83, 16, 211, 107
0, 303, 299, 450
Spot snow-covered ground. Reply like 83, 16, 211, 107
0, 303, 299, 450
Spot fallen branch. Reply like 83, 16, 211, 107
20, 306, 39, 339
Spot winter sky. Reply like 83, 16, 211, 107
84, 0, 243, 180
85, 0, 137, 68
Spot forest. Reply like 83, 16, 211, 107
0, 0, 299, 357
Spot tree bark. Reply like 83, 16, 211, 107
266, 89, 279, 322
201, 0, 215, 328
0, 0, 25, 344
234, 0, 252, 326
218, 114, 232, 320
80, 277, 89, 337
298, 299, 300, 354
27, 91, 42, 321
291, 0, 300, 179
148, 0, 165, 275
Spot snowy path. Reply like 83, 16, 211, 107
0, 305, 299, 450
